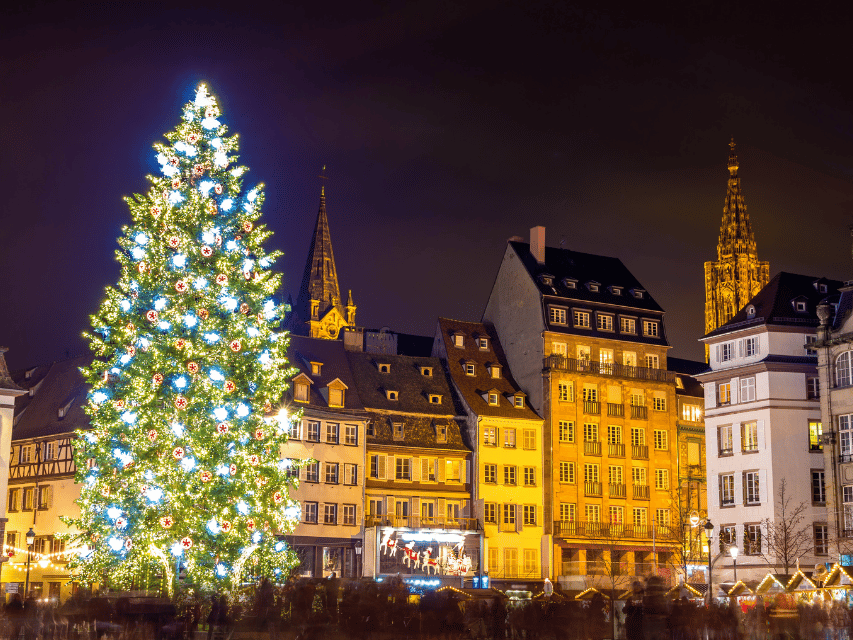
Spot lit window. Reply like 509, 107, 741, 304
718, 383, 731, 405
573, 310, 591, 328
478, 337, 489, 350
744, 471, 760, 505
488, 393, 499, 406
452, 334, 464, 348
421, 366, 433, 377
483, 427, 496, 446
514, 395, 524, 408
652, 397, 666, 412
465, 363, 476, 376
378, 363, 390, 373
558, 421, 574, 443
328, 387, 345, 408
740, 377, 755, 402
550, 307, 567, 324
386, 390, 399, 401
393, 423, 405, 439
742, 422, 758, 452
809, 420, 823, 452
310, 362, 322, 375
558, 382, 574, 402
642, 320, 659, 337
645, 354, 659, 369
653, 430, 668, 450
620, 317, 636, 334
429, 394, 442, 405
597, 314, 614, 331
504, 428, 516, 448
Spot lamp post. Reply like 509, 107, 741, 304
24, 528, 35, 598
704, 521, 714, 605
729, 545, 739, 584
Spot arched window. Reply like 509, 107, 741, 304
837, 351, 853, 388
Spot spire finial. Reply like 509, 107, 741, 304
728, 137, 738, 174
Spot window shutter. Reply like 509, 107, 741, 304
386, 496, 394, 520
757, 420, 766, 450
422, 458, 430, 481
465, 459, 471, 483
411, 497, 420, 523
462, 500, 471, 518
709, 476, 719, 510
716, 345, 721, 362
47, 486, 53, 510
732, 423, 741, 452
436, 458, 445, 483
734, 473, 743, 507
516, 504, 523, 532
378, 455, 387, 481
411, 457, 421, 482
438, 498, 447, 522
759, 470, 768, 504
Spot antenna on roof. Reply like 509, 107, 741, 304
560, 235, 566, 248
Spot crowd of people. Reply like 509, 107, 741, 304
0, 576, 852, 640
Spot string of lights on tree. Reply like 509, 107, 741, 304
64, 84, 302, 595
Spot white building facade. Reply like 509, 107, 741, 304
697, 273, 840, 583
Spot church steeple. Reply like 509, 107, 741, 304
294, 183, 357, 340
717, 138, 757, 260
703, 139, 769, 360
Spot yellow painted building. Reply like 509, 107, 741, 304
483, 226, 684, 590
433, 319, 546, 589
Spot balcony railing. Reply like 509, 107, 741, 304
554, 520, 673, 540
584, 481, 602, 496
583, 401, 600, 415
630, 405, 648, 420
718, 447, 733, 457
545, 356, 676, 383
365, 515, 480, 530
607, 403, 624, 417
632, 444, 649, 459
609, 482, 626, 498
584, 440, 602, 456
633, 484, 650, 500
608, 443, 626, 457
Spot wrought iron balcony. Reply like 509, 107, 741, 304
584, 440, 602, 456
608, 443, 626, 457
584, 481, 602, 496
632, 444, 649, 459
583, 400, 600, 415
553, 519, 674, 540
365, 515, 480, 530
609, 483, 626, 498
544, 356, 676, 383
607, 403, 624, 417
633, 484, 650, 500
630, 405, 648, 420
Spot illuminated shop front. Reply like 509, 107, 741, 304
365, 525, 482, 583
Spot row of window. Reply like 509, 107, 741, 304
481, 427, 537, 449
367, 498, 465, 522
718, 471, 764, 506
487, 548, 538, 577
483, 464, 538, 486
288, 461, 359, 485
718, 522, 828, 557
557, 503, 671, 527
368, 455, 467, 483
556, 422, 669, 449
556, 383, 667, 409
550, 344, 661, 370
7, 486, 51, 512
712, 375, 819, 406
483, 503, 539, 527
548, 307, 660, 338
558, 462, 669, 489
302, 502, 357, 525
375, 422, 449, 442
293, 380, 347, 407
716, 421, 762, 455
288, 421, 359, 445
13, 441, 65, 465
450, 333, 489, 350
716, 337, 760, 363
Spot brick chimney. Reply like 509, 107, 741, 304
530, 226, 545, 264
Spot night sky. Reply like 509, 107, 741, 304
4, 1, 853, 371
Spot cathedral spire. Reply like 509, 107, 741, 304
294, 181, 356, 339
703, 138, 770, 360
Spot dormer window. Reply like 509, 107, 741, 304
795, 300, 807, 312
563, 278, 577, 289
488, 392, 499, 406
429, 394, 442, 405
746, 305, 756, 319
513, 394, 525, 408
488, 364, 502, 379
820, 284, 828, 293
436, 425, 447, 443
477, 337, 489, 350
539, 274, 554, 286
631, 288, 645, 299
25, 367, 36, 380
420, 366, 433, 377
393, 423, 405, 440
378, 363, 391, 374
452, 333, 464, 348
464, 362, 476, 376
549, 306, 568, 325
386, 390, 399, 401
292, 373, 313, 403
609, 286, 622, 296
310, 362, 322, 376
586, 281, 600, 292
326, 378, 348, 408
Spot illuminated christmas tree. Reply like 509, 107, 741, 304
66, 85, 300, 594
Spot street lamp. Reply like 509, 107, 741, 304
24, 528, 35, 598
704, 521, 714, 605
729, 545, 739, 584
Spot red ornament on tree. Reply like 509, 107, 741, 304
200, 471, 212, 483
248, 454, 260, 466
229, 464, 237, 475
125, 322, 135, 332
147, 429, 157, 442
193, 164, 204, 177
175, 280, 188, 293
254, 428, 264, 440
223, 380, 236, 393
150, 205, 161, 218
187, 361, 199, 374
246, 519, 256, 530
172, 447, 185, 459
242, 221, 253, 232
198, 308, 209, 319
214, 184, 223, 194
146, 310, 158, 322
215, 274, 228, 286
239, 303, 249, 314
174, 396, 188, 410
229, 340, 241, 352
174, 338, 186, 349
181, 537, 193, 549
153, 373, 164, 385
138, 262, 147, 274
168, 157, 179, 167
168, 237, 180, 249
114, 399, 125, 410
221, 521, 232, 533
160, 516, 174, 529
127, 346, 136, 356
273, 492, 283, 505
187, 132, 200, 144
217, 422, 229, 434
201, 246, 213, 257
171, 178, 181, 189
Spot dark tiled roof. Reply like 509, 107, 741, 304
366, 413, 470, 451
508, 241, 664, 312
435, 318, 541, 420
668, 357, 708, 376
346, 351, 463, 416
675, 374, 703, 399
11, 355, 92, 440
287, 335, 366, 411
705, 272, 845, 338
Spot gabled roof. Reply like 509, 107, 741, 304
288, 335, 365, 411
366, 414, 469, 451
507, 241, 664, 313
11, 355, 92, 440
704, 272, 845, 339
346, 351, 462, 416
435, 318, 541, 420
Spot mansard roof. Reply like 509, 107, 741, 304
11, 355, 91, 441
346, 351, 463, 416
703, 271, 845, 339
434, 318, 541, 421
287, 335, 366, 412
507, 241, 664, 313
366, 414, 470, 452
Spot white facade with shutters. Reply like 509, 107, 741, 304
699, 325, 827, 582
